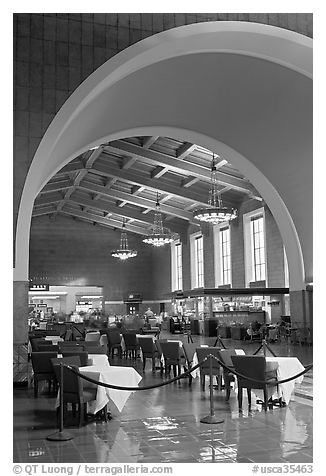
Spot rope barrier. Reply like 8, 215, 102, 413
208, 354, 313, 385
62, 354, 312, 390
63, 360, 202, 390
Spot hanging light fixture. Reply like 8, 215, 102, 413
193, 153, 237, 224
111, 219, 138, 260
143, 193, 177, 247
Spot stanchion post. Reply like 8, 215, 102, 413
200, 355, 224, 424
47, 363, 73, 441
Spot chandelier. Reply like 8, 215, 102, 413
193, 153, 237, 224
143, 193, 177, 247
111, 219, 138, 260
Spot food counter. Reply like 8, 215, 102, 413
168, 287, 289, 338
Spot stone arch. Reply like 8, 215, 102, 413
14, 21, 312, 292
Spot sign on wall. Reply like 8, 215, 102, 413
29, 284, 49, 291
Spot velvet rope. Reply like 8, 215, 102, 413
60, 354, 313, 390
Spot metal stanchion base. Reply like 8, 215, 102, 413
46, 431, 74, 441
200, 414, 224, 424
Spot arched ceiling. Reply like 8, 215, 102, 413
32, 135, 262, 235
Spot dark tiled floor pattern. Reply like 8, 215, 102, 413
13, 334, 313, 464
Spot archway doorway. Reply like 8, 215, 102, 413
14, 21, 312, 344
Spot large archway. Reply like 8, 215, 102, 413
14, 21, 312, 296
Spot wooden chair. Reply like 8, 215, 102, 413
62, 351, 89, 367
106, 330, 122, 358
122, 332, 140, 359
231, 355, 279, 411
58, 341, 84, 353
64, 329, 73, 341
51, 357, 103, 426
138, 337, 159, 372
196, 347, 222, 391
51, 355, 82, 385
154, 339, 167, 376
180, 342, 197, 386
30, 337, 47, 352
159, 341, 185, 378
38, 344, 59, 352
217, 349, 237, 400
31, 351, 58, 397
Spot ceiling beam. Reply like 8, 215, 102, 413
91, 161, 236, 208
121, 156, 137, 170
32, 205, 57, 217
181, 176, 200, 188
142, 136, 159, 149
132, 185, 145, 195
34, 192, 63, 207
67, 195, 156, 226
150, 166, 168, 179
84, 146, 104, 168
105, 140, 259, 197
55, 161, 85, 177
176, 142, 196, 159
78, 179, 194, 221
41, 179, 72, 193
60, 206, 148, 235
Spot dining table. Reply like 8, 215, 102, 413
231, 356, 305, 406
87, 354, 110, 367
78, 365, 142, 414
264, 356, 305, 404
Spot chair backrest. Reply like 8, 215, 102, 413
45, 330, 61, 336
38, 344, 59, 352
218, 349, 238, 368
138, 337, 155, 353
107, 330, 121, 345
33, 330, 47, 337
62, 351, 89, 366
231, 355, 267, 381
85, 332, 100, 343
182, 343, 197, 364
71, 323, 86, 340
155, 339, 167, 356
30, 338, 47, 351
58, 341, 84, 352
31, 352, 58, 374
122, 333, 138, 346
51, 358, 82, 399
51, 356, 82, 382
160, 341, 181, 360
82, 345, 106, 354
196, 347, 221, 370
64, 329, 73, 341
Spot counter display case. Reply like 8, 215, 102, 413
168, 287, 289, 338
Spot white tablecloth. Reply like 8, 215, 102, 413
45, 336, 63, 343
88, 354, 110, 367
265, 357, 305, 404
85, 331, 101, 342
78, 365, 142, 413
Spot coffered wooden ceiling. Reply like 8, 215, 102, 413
32, 136, 262, 236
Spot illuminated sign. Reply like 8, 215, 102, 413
29, 284, 49, 291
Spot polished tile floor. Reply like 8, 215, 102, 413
13, 333, 313, 464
